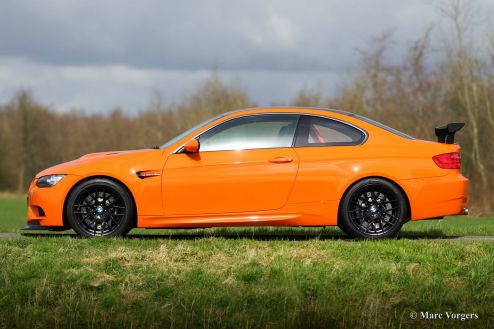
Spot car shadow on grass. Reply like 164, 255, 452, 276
20, 229, 460, 241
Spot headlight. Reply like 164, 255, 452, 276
36, 175, 65, 188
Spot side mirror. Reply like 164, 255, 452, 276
183, 139, 200, 153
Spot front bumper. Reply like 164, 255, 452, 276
27, 174, 81, 228
22, 220, 69, 231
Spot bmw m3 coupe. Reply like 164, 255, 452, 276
25, 107, 469, 238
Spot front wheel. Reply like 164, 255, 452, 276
66, 178, 134, 237
338, 178, 407, 239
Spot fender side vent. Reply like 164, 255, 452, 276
136, 171, 161, 179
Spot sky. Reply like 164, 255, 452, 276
0, 0, 493, 114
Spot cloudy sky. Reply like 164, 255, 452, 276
0, 0, 493, 113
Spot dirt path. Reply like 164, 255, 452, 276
0, 232, 493, 241
0, 233, 22, 239
450, 236, 494, 242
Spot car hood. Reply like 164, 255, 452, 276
35, 149, 162, 178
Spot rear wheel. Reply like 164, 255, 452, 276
339, 178, 406, 239
66, 178, 134, 237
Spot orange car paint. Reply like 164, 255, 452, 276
27, 107, 468, 229
183, 138, 200, 153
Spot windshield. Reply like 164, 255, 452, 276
160, 113, 227, 149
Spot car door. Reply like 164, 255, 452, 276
289, 115, 367, 203
163, 114, 300, 215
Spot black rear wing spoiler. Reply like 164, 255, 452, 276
435, 123, 465, 144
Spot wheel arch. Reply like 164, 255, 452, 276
62, 175, 138, 229
337, 176, 411, 226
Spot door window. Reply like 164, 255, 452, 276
198, 114, 299, 152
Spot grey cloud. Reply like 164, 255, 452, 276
0, 56, 340, 113
0, 0, 456, 70
1, 0, 494, 113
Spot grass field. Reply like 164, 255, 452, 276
0, 196, 493, 328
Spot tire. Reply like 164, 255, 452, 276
66, 178, 134, 237
338, 178, 407, 239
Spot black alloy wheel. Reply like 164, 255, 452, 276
339, 178, 407, 239
66, 178, 134, 237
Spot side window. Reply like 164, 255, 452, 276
294, 116, 365, 147
198, 114, 299, 152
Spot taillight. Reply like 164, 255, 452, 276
432, 152, 461, 169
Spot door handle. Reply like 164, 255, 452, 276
269, 156, 293, 164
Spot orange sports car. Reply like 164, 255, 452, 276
25, 107, 468, 238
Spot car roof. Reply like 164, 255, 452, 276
224, 107, 414, 140
223, 106, 351, 116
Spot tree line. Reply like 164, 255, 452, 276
0, 1, 492, 213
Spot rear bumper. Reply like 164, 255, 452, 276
27, 174, 81, 227
401, 171, 468, 220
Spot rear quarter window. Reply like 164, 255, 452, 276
294, 115, 366, 147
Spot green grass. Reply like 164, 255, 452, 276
0, 195, 27, 232
0, 196, 493, 328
